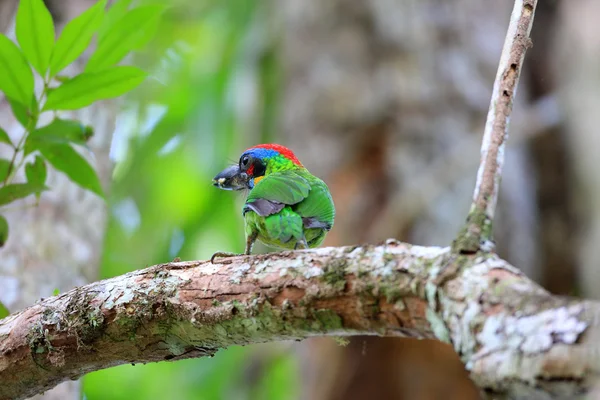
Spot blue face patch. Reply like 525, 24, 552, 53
243, 148, 279, 161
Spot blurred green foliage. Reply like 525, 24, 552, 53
0, 0, 154, 248
0, 300, 8, 319
83, 0, 297, 399
84, 346, 299, 400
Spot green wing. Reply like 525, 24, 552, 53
293, 177, 335, 229
264, 207, 304, 244
246, 170, 311, 206
244, 171, 310, 245
244, 170, 334, 246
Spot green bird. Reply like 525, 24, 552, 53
211, 143, 335, 262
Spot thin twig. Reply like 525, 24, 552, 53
454, 0, 537, 254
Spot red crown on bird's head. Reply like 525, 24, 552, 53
245, 143, 303, 166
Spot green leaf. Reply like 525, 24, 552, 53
8, 98, 28, 127
8, 94, 39, 130
52, 288, 60, 296
15, 0, 55, 76
25, 155, 47, 189
0, 127, 12, 147
0, 299, 9, 318
97, 0, 133, 41
85, 5, 164, 72
0, 34, 34, 106
25, 118, 93, 155
0, 182, 47, 207
49, 0, 107, 77
43, 66, 147, 110
0, 159, 11, 182
38, 142, 104, 197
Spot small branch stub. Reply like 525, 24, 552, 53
455, 0, 538, 254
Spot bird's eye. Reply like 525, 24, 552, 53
241, 155, 250, 167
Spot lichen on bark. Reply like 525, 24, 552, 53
1, 242, 599, 400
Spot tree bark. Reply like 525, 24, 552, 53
0, 242, 597, 400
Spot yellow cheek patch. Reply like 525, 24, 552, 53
254, 176, 264, 185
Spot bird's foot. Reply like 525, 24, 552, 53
294, 238, 308, 250
210, 251, 243, 264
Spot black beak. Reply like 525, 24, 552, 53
212, 165, 250, 191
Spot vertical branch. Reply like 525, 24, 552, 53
454, 0, 537, 254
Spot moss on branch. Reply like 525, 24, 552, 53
1, 242, 598, 400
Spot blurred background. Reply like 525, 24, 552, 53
0, 0, 597, 399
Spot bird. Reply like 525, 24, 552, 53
211, 143, 335, 262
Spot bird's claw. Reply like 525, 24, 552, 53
210, 251, 242, 264
294, 238, 308, 250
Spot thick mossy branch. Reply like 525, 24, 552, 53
1, 241, 599, 400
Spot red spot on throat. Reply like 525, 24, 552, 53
247, 164, 255, 176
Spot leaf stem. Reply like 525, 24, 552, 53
2, 81, 49, 186
2, 134, 25, 186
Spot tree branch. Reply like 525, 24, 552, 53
1, 241, 599, 400
455, 0, 537, 253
